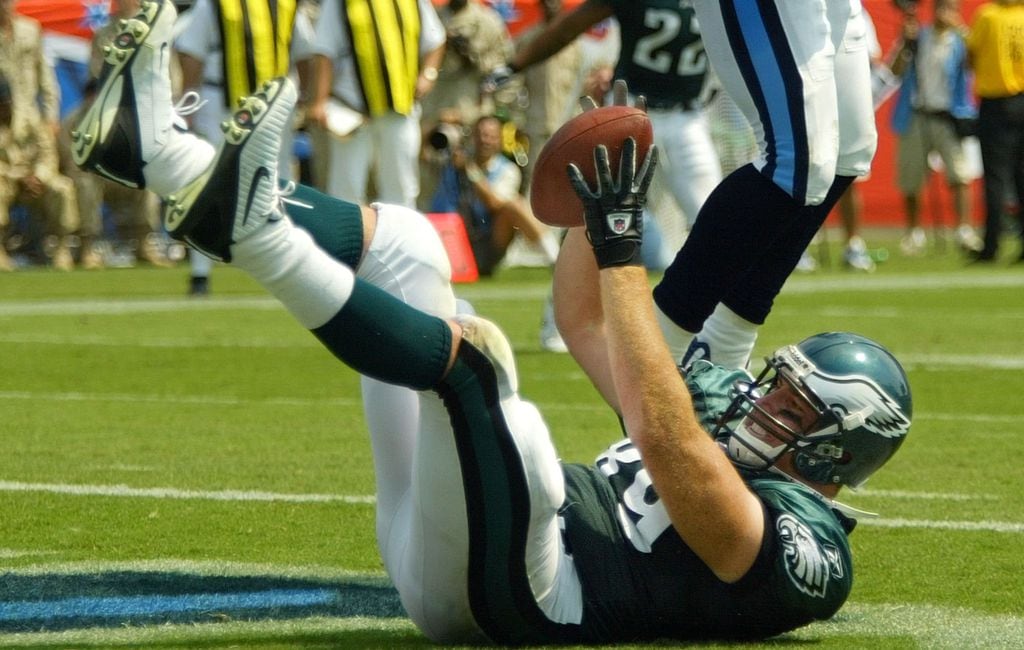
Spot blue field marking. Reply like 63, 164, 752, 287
0, 569, 405, 633
0, 588, 337, 622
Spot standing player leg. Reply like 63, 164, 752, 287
716, 0, 876, 361
373, 110, 422, 209
648, 107, 722, 229
653, 0, 870, 369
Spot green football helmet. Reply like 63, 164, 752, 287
716, 332, 913, 488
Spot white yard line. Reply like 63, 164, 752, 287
2, 271, 1024, 318
3, 481, 1019, 535
858, 517, 1024, 534
0, 481, 375, 505
0, 390, 359, 408
857, 488, 1001, 501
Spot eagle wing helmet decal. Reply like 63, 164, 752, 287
804, 371, 911, 440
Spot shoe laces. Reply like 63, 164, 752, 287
276, 180, 312, 212
171, 91, 208, 130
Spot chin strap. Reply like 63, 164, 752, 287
829, 498, 879, 520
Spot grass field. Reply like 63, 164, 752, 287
2, 234, 1023, 649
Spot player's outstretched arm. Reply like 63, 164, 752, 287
483, 0, 612, 92
570, 128, 765, 585
553, 81, 646, 412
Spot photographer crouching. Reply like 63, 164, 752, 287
428, 114, 560, 276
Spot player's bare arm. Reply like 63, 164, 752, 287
552, 226, 620, 409
510, 0, 612, 72
569, 114, 765, 583
599, 262, 765, 583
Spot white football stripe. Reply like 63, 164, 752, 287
1, 271, 1023, 318
0, 297, 282, 316
3, 481, 1017, 532
0, 481, 375, 504
0, 390, 359, 408
860, 517, 1024, 533
856, 488, 1000, 501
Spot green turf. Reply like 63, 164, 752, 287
2, 233, 1023, 648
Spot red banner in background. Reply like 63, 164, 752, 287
847, 0, 986, 229
14, 0, 110, 40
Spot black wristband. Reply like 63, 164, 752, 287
593, 239, 643, 269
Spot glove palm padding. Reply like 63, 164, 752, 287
568, 137, 658, 268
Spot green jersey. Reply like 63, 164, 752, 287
557, 362, 854, 641
600, 0, 708, 109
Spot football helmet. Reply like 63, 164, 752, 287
715, 332, 912, 488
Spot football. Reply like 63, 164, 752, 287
529, 105, 653, 228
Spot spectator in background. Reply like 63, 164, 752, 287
174, 0, 316, 294
0, 73, 78, 271
0, 0, 60, 135
515, 0, 584, 197
889, 0, 982, 257
58, 78, 172, 270
308, 0, 446, 209
418, 0, 513, 211
832, 5, 903, 273
966, 0, 1024, 262
421, 0, 511, 129
430, 114, 559, 277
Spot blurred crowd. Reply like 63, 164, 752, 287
2, 0, 1022, 283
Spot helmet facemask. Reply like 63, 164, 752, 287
716, 337, 912, 489
717, 358, 843, 475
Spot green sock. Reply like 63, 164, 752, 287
286, 183, 365, 269
312, 279, 452, 390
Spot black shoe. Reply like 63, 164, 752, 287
968, 250, 996, 264
188, 275, 209, 297
71, 0, 176, 187
163, 77, 297, 262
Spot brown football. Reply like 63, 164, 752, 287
530, 105, 653, 227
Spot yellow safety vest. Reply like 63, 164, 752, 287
214, 0, 297, 107
344, 0, 421, 116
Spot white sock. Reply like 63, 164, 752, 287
190, 249, 214, 277
143, 131, 216, 196
231, 218, 355, 329
655, 303, 696, 364
695, 304, 758, 370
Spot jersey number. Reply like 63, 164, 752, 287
633, 10, 706, 77
596, 440, 672, 553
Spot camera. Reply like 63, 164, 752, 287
428, 123, 464, 151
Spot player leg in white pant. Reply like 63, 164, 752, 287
648, 107, 722, 227
150, 74, 584, 644
327, 128, 373, 203
371, 110, 421, 209
351, 202, 456, 558
691, 0, 874, 206
352, 203, 582, 641
832, 1, 877, 179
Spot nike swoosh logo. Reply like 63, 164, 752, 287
242, 166, 272, 227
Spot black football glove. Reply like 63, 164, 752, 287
567, 137, 658, 269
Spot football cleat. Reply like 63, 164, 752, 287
70, 0, 176, 188
163, 77, 297, 262
843, 236, 875, 272
454, 315, 519, 400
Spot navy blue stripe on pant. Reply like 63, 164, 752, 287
720, 0, 809, 204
